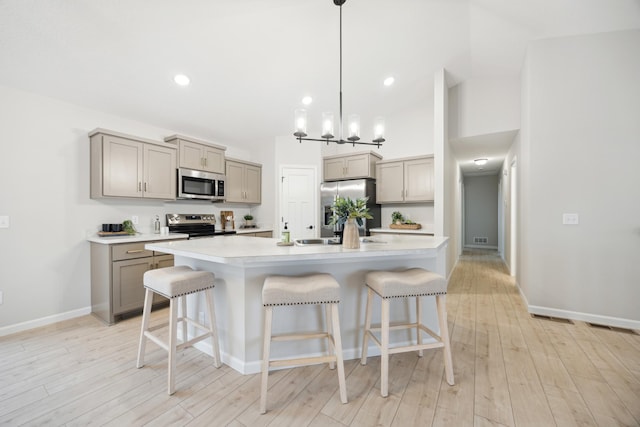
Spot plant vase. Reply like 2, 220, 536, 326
342, 218, 360, 249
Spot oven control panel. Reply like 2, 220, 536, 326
166, 213, 217, 225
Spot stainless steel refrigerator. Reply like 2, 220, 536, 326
320, 179, 380, 238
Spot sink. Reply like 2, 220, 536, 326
294, 238, 340, 246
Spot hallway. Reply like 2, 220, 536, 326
0, 250, 639, 426
443, 249, 640, 426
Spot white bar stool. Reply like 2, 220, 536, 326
361, 268, 454, 397
260, 273, 347, 414
136, 266, 221, 395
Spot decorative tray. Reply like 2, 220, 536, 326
97, 231, 132, 237
389, 223, 422, 230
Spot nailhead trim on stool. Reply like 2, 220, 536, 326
136, 266, 222, 395
260, 273, 347, 414
361, 268, 454, 397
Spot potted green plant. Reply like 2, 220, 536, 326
391, 211, 404, 225
330, 197, 373, 249
243, 214, 255, 227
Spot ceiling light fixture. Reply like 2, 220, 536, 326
474, 158, 488, 166
293, 0, 385, 148
383, 76, 395, 86
174, 74, 190, 86
302, 96, 313, 105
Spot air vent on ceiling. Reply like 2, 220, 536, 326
473, 237, 488, 244
531, 314, 574, 324
586, 322, 639, 335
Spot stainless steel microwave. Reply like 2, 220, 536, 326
177, 167, 225, 201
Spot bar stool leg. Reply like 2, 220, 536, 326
325, 304, 335, 370
180, 295, 188, 345
416, 296, 423, 357
381, 297, 390, 397
361, 287, 374, 364
168, 299, 178, 395
331, 303, 348, 403
260, 306, 273, 414
205, 288, 222, 368
136, 288, 153, 368
437, 295, 455, 385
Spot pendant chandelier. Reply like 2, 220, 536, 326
294, 0, 385, 148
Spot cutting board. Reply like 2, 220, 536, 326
221, 210, 234, 229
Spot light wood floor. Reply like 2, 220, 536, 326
1, 250, 639, 426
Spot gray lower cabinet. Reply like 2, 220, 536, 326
91, 240, 181, 324
238, 231, 273, 237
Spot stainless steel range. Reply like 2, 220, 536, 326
166, 213, 237, 239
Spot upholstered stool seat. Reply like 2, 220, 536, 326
361, 268, 454, 397
136, 266, 221, 395
260, 273, 347, 414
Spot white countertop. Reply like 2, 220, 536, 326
87, 232, 189, 245
145, 234, 448, 267
370, 225, 434, 235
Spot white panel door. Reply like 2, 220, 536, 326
280, 167, 317, 240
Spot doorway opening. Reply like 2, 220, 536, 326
509, 159, 517, 276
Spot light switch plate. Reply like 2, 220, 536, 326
0, 215, 9, 228
562, 213, 579, 225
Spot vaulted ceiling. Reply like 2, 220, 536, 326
1, 0, 638, 165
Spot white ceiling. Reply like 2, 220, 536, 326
1, 0, 638, 172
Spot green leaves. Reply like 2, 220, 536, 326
330, 197, 373, 227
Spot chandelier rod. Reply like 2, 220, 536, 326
339, 1, 343, 142
294, 0, 383, 148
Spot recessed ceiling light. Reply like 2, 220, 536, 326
302, 96, 313, 105
474, 158, 488, 166
383, 76, 395, 86
174, 74, 190, 86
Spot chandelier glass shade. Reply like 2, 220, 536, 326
293, 0, 385, 147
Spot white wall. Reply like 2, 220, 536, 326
0, 85, 268, 329
520, 30, 640, 327
501, 132, 521, 279
448, 76, 520, 140
464, 175, 499, 248
434, 69, 459, 276
320, 101, 435, 160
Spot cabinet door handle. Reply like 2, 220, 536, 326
204, 158, 207, 167
138, 182, 142, 191
126, 249, 144, 254
144, 182, 148, 192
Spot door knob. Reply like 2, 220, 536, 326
306, 225, 314, 229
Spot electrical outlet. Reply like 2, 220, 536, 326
0, 215, 9, 228
562, 213, 579, 225
131, 215, 139, 225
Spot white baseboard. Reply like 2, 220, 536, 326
0, 306, 92, 337
464, 244, 499, 250
528, 305, 640, 330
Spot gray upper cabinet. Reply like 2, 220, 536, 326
225, 158, 262, 204
90, 129, 176, 200
165, 135, 226, 174
376, 155, 434, 204
323, 152, 382, 181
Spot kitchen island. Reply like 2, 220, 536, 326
146, 234, 448, 374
